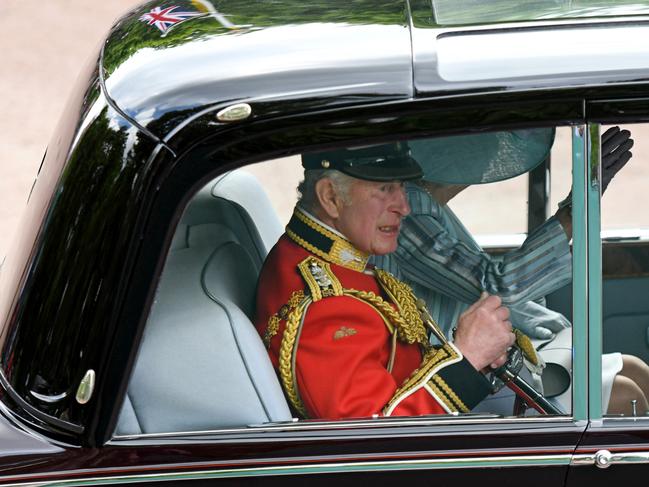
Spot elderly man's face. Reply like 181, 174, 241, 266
335, 179, 411, 255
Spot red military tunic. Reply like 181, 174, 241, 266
255, 207, 490, 420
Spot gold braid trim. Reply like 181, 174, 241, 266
344, 289, 421, 344
345, 294, 394, 335
427, 381, 457, 413
297, 257, 343, 301
278, 297, 312, 418
287, 209, 369, 272
383, 343, 460, 415
430, 375, 469, 413
374, 269, 428, 345
264, 290, 305, 348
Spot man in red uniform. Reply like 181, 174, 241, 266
255, 143, 515, 419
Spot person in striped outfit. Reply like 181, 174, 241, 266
374, 127, 649, 416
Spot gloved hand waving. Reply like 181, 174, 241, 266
601, 126, 633, 193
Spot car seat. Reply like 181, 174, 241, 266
116, 170, 290, 435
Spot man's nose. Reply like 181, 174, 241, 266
393, 185, 411, 217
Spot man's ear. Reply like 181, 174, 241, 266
315, 177, 342, 220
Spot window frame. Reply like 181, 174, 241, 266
97, 97, 588, 448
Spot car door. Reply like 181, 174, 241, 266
567, 112, 649, 483
94, 119, 589, 486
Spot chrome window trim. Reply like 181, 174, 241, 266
599, 416, 649, 425
572, 450, 649, 467
423, 15, 649, 34
111, 416, 578, 442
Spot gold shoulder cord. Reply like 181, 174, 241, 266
373, 269, 429, 346
278, 297, 312, 418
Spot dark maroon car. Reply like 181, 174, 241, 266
2, 0, 649, 484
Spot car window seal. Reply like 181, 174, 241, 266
0, 368, 83, 435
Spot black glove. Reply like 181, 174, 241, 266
601, 126, 633, 193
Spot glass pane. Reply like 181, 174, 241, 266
117, 127, 578, 435
431, 0, 649, 26
599, 123, 649, 418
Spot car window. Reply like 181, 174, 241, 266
599, 123, 649, 418
431, 0, 649, 26
115, 127, 576, 437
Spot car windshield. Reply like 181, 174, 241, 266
431, 0, 649, 26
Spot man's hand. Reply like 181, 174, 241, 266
453, 293, 516, 371
602, 126, 633, 193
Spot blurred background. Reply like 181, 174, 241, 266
1, 0, 646, 259
0, 0, 143, 257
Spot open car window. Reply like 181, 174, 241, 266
115, 126, 579, 437
599, 123, 649, 418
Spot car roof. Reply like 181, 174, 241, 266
102, 0, 649, 142
102, 0, 414, 141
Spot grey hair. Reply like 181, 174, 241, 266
297, 169, 354, 212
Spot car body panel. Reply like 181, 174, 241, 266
0, 418, 583, 485
1, 0, 649, 482
101, 0, 414, 143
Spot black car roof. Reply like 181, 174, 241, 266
102, 0, 414, 141
102, 0, 649, 142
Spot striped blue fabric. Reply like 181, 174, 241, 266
373, 184, 572, 337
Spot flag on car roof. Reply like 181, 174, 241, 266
139, 6, 201, 34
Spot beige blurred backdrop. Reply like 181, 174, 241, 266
0, 0, 144, 258
1, 1, 647, 260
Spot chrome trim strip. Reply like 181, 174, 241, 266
29, 390, 68, 403
111, 416, 576, 441
572, 451, 649, 466
1, 454, 573, 487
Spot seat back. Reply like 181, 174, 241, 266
116, 171, 290, 435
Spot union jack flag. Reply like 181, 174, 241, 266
139, 6, 201, 34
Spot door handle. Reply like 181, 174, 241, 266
572, 450, 649, 469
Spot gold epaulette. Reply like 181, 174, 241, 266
297, 256, 344, 301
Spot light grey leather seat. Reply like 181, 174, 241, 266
116, 170, 290, 435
